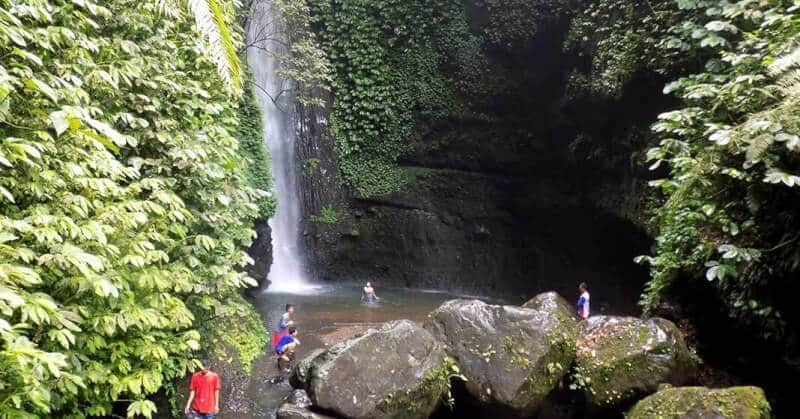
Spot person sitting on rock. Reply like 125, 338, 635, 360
361, 281, 379, 304
273, 303, 295, 347
577, 282, 590, 319
275, 326, 301, 369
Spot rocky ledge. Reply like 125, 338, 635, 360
282, 292, 770, 418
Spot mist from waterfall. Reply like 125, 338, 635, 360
246, 0, 313, 293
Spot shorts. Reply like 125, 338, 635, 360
186, 409, 216, 419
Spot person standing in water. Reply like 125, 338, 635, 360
577, 282, 590, 319
272, 304, 295, 346
184, 358, 220, 418
362, 281, 379, 304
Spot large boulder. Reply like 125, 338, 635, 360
575, 316, 697, 410
306, 320, 449, 419
276, 390, 336, 419
290, 348, 326, 389
425, 298, 578, 416
627, 386, 771, 418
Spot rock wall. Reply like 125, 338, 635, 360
292, 3, 670, 311
247, 219, 272, 287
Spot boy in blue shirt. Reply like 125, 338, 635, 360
275, 326, 301, 370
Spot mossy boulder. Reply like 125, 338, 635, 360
522, 291, 576, 320
626, 386, 771, 418
290, 348, 326, 389
425, 299, 578, 416
306, 320, 448, 419
576, 316, 697, 410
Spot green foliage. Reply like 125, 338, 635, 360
303, 157, 320, 175
236, 72, 276, 220
309, 205, 338, 225
478, 0, 561, 48
0, 0, 262, 416
185, 0, 244, 93
565, 0, 687, 98
272, 0, 333, 106
640, 0, 800, 338
202, 293, 268, 374
307, 0, 482, 197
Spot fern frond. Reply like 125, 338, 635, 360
745, 133, 774, 162
777, 68, 800, 99
155, 0, 182, 19
187, 0, 243, 95
768, 44, 800, 76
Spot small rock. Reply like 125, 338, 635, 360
286, 389, 312, 409
276, 404, 335, 419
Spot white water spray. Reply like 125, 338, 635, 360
247, 0, 314, 293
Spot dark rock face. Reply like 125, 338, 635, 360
576, 316, 697, 410
306, 320, 448, 419
294, 12, 659, 311
626, 386, 771, 419
425, 298, 577, 416
246, 219, 272, 287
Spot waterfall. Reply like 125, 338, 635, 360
246, 0, 312, 293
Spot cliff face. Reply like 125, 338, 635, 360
293, 4, 670, 310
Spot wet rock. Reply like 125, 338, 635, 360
425, 298, 577, 416
575, 316, 697, 410
276, 404, 333, 419
277, 390, 336, 419
287, 389, 313, 408
290, 348, 326, 389
626, 386, 771, 418
306, 320, 448, 419
522, 291, 576, 320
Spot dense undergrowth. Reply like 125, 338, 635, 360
307, 0, 485, 196
0, 0, 271, 417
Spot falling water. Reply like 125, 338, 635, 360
246, 0, 312, 293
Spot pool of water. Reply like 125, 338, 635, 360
221, 283, 493, 418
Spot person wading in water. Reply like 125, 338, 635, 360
184, 359, 220, 419
273, 303, 295, 347
361, 281, 379, 304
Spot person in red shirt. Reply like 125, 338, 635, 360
184, 359, 220, 418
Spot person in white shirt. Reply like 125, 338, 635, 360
577, 282, 590, 319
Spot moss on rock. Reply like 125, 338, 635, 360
575, 316, 697, 410
425, 297, 578, 416
626, 386, 771, 419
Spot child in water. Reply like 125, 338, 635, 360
272, 304, 295, 347
577, 282, 590, 319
